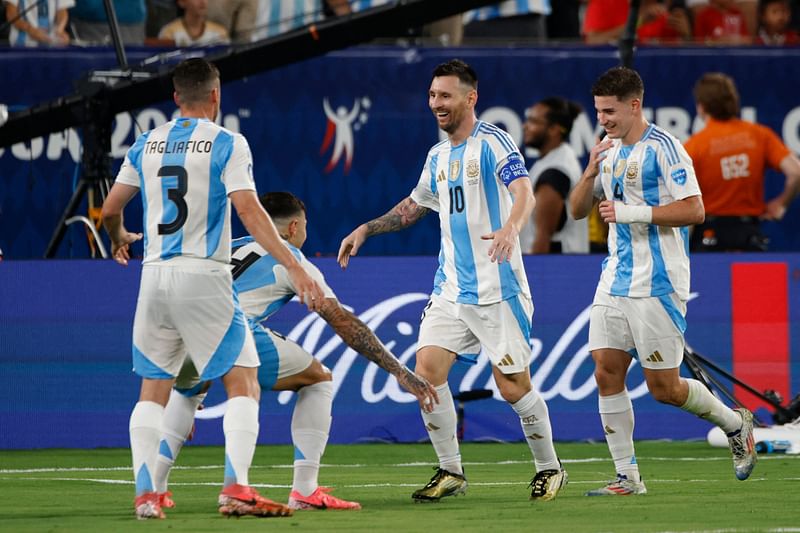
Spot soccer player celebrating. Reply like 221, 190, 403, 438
101, 58, 324, 519
569, 66, 757, 496
338, 59, 567, 502
153, 192, 438, 511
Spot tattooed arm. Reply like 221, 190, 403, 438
337, 196, 430, 269
317, 297, 439, 412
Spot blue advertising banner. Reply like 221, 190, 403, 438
2, 46, 800, 259
1, 254, 797, 449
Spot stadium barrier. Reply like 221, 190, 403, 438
1, 254, 796, 449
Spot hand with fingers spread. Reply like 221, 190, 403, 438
481, 224, 518, 263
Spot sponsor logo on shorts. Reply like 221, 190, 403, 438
645, 350, 664, 363
497, 353, 515, 367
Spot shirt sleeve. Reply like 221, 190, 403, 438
497, 151, 529, 187
761, 125, 791, 170
222, 133, 257, 195
115, 134, 147, 188
276, 252, 337, 300
658, 139, 702, 201
409, 152, 440, 212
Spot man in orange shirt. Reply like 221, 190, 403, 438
684, 72, 800, 251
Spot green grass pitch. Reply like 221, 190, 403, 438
0, 441, 798, 532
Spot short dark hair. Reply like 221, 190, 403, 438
539, 97, 583, 139
172, 58, 220, 106
759, 0, 789, 15
693, 72, 739, 120
432, 59, 478, 90
259, 192, 306, 221
591, 66, 644, 101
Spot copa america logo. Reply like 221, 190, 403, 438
320, 96, 371, 174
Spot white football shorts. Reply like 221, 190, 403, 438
417, 292, 534, 375
132, 260, 259, 380
588, 289, 687, 369
174, 323, 313, 394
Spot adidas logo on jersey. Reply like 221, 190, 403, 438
645, 351, 664, 363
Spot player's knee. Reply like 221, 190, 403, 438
594, 368, 624, 391
308, 362, 332, 383
649, 383, 682, 406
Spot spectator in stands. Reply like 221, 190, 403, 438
582, 0, 629, 44
5, 0, 73, 47
145, 0, 176, 39
519, 97, 589, 254
252, 0, 349, 40
755, 0, 799, 44
687, 0, 758, 34
70, 0, 146, 45
637, 0, 693, 43
693, 0, 751, 43
207, 0, 258, 43
685, 72, 800, 251
463, 0, 550, 42
159, 0, 229, 47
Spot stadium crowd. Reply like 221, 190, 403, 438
2, 0, 800, 47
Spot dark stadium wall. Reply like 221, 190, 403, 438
1, 46, 800, 259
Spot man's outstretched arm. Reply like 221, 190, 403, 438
317, 297, 438, 412
337, 196, 430, 268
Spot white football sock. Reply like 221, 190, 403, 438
130, 401, 164, 496
153, 390, 205, 493
511, 389, 560, 472
599, 390, 640, 482
681, 378, 742, 434
291, 380, 333, 497
421, 383, 462, 475
223, 396, 259, 488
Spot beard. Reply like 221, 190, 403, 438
525, 134, 546, 150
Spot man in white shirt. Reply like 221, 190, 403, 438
520, 96, 588, 254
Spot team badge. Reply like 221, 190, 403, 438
671, 168, 687, 185
466, 159, 479, 179
626, 161, 638, 181
449, 160, 461, 181
614, 159, 626, 178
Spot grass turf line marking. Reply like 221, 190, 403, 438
2, 454, 796, 475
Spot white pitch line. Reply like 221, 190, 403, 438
2, 454, 796, 475
3, 476, 799, 488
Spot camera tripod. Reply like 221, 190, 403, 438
683, 345, 799, 427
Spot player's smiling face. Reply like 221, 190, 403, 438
594, 95, 637, 140
429, 75, 474, 135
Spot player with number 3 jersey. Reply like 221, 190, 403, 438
101, 58, 323, 520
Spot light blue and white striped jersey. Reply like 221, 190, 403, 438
231, 236, 335, 323
6, 0, 75, 47
115, 118, 256, 265
464, 0, 550, 24
594, 123, 701, 299
411, 120, 531, 306
254, 0, 324, 39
